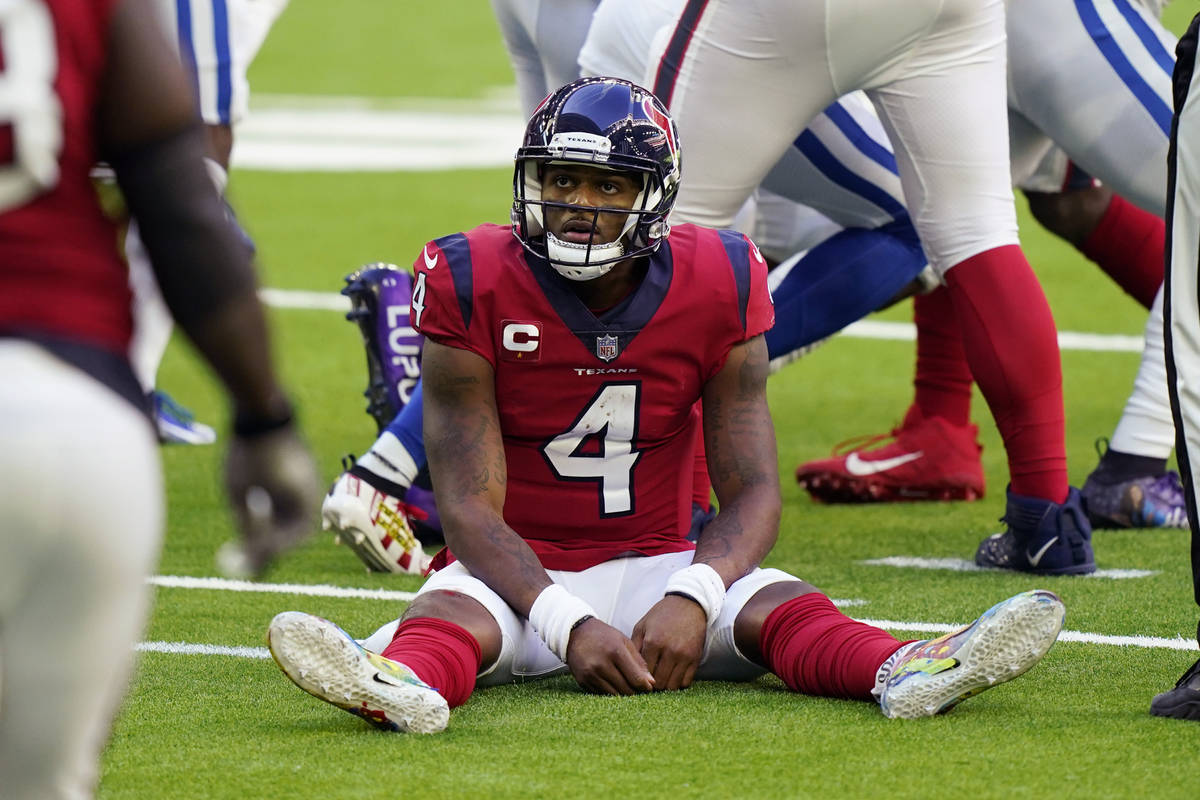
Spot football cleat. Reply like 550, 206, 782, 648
268, 611, 449, 734
795, 415, 984, 503
342, 264, 423, 433
1080, 470, 1188, 530
877, 589, 1065, 719
974, 487, 1095, 575
322, 468, 431, 575
1149, 655, 1200, 721
151, 390, 217, 445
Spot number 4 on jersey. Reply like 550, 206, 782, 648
0, 0, 63, 212
543, 382, 642, 516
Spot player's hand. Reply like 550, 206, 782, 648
219, 423, 322, 578
565, 618, 655, 695
631, 595, 708, 691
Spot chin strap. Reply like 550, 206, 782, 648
545, 232, 625, 281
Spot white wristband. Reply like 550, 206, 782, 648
664, 563, 726, 626
528, 584, 598, 663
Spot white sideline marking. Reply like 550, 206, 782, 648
134, 625, 1198, 661
258, 288, 1142, 353
137, 641, 270, 659
149, 575, 418, 602
861, 556, 1157, 580
258, 287, 350, 312
233, 106, 524, 172
855, 620, 1199, 651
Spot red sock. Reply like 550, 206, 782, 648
382, 617, 482, 708
945, 245, 1067, 502
1079, 194, 1164, 310
760, 593, 907, 700
904, 286, 973, 428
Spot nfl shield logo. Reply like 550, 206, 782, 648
595, 334, 619, 362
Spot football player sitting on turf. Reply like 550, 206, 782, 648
267, 78, 1066, 733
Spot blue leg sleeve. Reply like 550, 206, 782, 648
765, 221, 927, 360
382, 380, 427, 470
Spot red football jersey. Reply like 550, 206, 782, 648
411, 223, 774, 571
0, 0, 130, 353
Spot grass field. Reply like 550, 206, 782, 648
99, 2, 1200, 798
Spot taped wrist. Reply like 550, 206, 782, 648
664, 563, 726, 626
528, 584, 598, 662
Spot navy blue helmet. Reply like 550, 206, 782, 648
511, 77, 682, 280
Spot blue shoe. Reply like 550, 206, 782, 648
151, 390, 216, 445
877, 590, 1065, 718
974, 487, 1095, 575
1080, 470, 1188, 530
342, 264, 423, 433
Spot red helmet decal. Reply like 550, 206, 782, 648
641, 98, 678, 164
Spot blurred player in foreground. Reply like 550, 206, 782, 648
267, 78, 1065, 734
0, 0, 320, 795
1154, 10, 1200, 722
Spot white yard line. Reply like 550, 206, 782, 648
859, 556, 1157, 580
142, 574, 1197, 654
259, 287, 1143, 353
148, 574, 418, 602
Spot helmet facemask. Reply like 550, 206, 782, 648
511, 77, 680, 281
514, 152, 666, 281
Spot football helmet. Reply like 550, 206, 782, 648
512, 77, 681, 281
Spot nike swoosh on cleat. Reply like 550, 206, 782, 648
1025, 536, 1059, 567
423, 245, 439, 270
844, 450, 923, 477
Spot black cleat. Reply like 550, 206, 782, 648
1150, 656, 1200, 721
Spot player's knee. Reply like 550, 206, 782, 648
732, 580, 821, 664
1025, 185, 1113, 248
403, 589, 503, 662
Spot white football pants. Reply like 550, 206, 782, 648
0, 341, 162, 800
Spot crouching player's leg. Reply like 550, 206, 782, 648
711, 575, 1065, 719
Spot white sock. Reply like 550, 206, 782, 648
356, 432, 420, 488
125, 220, 174, 393
871, 640, 920, 700
1110, 288, 1175, 459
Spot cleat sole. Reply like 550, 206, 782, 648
880, 590, 1065, 719
268, 612, 448, 734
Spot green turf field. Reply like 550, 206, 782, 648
99, 3, 1200, 797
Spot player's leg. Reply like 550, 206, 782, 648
769, 98, 984, 504
326, 265, 434, 573
857, 0, 1093, 574
490, 0, 551, 115
1007, 0, 1174, 216
1083, 287, 1187, 528
695, 569, 1065, 718
1007, 0, 1183, 527
0, 342, 161, 799
532, 0, 597, 99
1154, 11, 1200, 720
323, 385, 434, 575
757, 96, 931, 359
130, 0, 288, 443
268, 563, 513, 733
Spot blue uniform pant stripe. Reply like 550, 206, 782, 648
1075, 0, 1172, 136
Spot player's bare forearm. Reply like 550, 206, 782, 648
422, 340, 553, 616
697, 335, 782, 586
